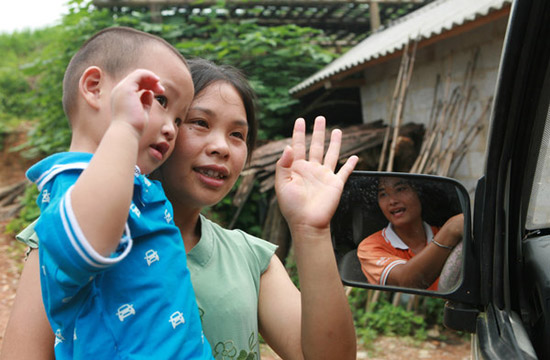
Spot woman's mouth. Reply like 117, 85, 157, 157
194, 166, 229, 188
195, 168, 227, 180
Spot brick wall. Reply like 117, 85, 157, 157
358, 17, 509, 195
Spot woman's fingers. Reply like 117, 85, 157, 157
308, 116, 326, 163
324, 128, 342, 170
292, 116, 356, 175
336, 155, 359, 183
291, 118, 307, 161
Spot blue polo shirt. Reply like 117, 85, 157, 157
27, 152, 213, 359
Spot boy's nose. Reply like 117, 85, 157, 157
161, 120, 176, 141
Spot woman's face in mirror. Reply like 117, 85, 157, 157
377, 177, 422, 228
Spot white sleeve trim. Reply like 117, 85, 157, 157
380, 259, 407, 286
35, 162, 89, 191
60, 186, 133, 269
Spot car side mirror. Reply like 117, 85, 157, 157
332, 171, 476, 301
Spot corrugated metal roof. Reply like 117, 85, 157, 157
290, 0, 512, 95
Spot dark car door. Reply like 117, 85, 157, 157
470, 0, 550, 358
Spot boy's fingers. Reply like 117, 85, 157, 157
291, 118, 307, 161
127, 69, 163, 93
308, 116, 326, 163
324, 128, 342, 170
139, 73, 164, 93
139, 90, 154, 109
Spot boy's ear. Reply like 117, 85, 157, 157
79, 66, 106, 110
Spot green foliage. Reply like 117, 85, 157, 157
421, 295, 446, 325
347, 288, 449, 347
0, 28, 64, 130
0, 68, 33, 122
354, 299, 427, 346
5, 185, 40, 236
148, 3, 337, 140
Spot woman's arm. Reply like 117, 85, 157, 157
263, 116, 357, 359
258, 256, 302, 359
0, 249, 55, 360
387, 213, 464, 289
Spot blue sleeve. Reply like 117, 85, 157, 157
36, 169, 132, 291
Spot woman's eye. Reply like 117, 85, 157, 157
175, 118, 182, 127
155, 95, 168, 108
231, 131, 245, 140
192, 119, 208, 128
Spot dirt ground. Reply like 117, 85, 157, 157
0, 220, 26, 348
259, 333, 470, 360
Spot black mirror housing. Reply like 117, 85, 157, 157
332, 171, 481, 309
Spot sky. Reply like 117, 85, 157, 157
0, 0, 69, 34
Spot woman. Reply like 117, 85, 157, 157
357, 176, 463, 290
1, 59, 358, 359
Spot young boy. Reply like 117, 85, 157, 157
26, 27, 213, 359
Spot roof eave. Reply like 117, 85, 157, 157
290, 4, 511, 99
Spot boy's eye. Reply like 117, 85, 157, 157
175, 118, 182, 127
155, 95, 168, 108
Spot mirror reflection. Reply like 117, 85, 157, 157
332, 172, 466, 293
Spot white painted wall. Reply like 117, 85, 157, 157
359, 17, 508, 195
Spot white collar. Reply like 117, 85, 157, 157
382, 222, 433, 250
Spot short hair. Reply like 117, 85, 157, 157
62, 26, 187, 119
187, 58, 258, 156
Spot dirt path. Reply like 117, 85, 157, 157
0, 221, 26, 347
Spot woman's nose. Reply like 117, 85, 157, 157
206, 133, 229, 158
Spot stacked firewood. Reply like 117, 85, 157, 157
0, 181, 27, 222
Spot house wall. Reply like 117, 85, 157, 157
359, 17, 508, 194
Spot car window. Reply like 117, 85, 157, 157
526, 105, 550, 230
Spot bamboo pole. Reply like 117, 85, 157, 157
378, 41, 410, 171
387, 38, 418, 172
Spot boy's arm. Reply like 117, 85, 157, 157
0, 250, 55, 360
270, 116, 358, 359
71, 69, 164, 256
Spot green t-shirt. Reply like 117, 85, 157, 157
18, 215, 277, 360
188, 215, 277, 360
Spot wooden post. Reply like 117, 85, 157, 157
369, 1, 381, 31
261, 195, 291, 263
